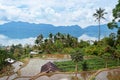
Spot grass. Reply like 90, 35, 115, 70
54, 56, 119, 72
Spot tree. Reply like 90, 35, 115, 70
82, 60, 88, 71
35, 34, 43, 45
113, 0, 120, 20
102, 34, 116, 47
49, 33, 53, 44
107, 0, 120, 64
107, 0, 120, 34
102, 52, 112, 68
0, 49, 12, 70
107, 20, 118, 29
71, 50, 83, 79
93, 8, 107, 41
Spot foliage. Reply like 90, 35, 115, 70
71, 50, 83, 63
0, 49, 11, 70
82, 60, 88, 71
107, 0, 120, 50
70, 50, 84, 77
35, 32, 79, 54
62, 47, 75, 54
55, 56, 118, 72
35, 34, 43, 45
107, 20, 118, 29
113, 0, 120, 19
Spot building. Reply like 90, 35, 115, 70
30, 51, 38, 55
5, 58, 15, 63
41, 62, 60, 73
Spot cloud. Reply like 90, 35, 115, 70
0, 34, 98, 46
0, 0, 118, 28
0, 34, 36, 46
78, 34, 97, 41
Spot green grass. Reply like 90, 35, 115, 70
55, 61, 81, 72
54, 56, 119, 72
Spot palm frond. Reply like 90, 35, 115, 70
93, 8, 107, 21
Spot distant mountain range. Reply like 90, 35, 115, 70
0, 21, 117, 39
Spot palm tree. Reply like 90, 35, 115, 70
93, 8, 107, 41
49, 33, 53, 44
71, 50, 83, 79
35, 34, 43, 45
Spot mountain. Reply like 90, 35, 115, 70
84, 24, 117, 38
0, 22, 83, 39
0, 21, 117, 39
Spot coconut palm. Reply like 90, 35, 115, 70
93, 8, 107, 41
71, 50, 83, 79
35, 34, 43, 45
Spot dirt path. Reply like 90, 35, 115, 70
0, 58, 70, 80
20, 59, 54, 76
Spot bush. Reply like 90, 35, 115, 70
82, 60, 88, 71
62, 48, 75, 54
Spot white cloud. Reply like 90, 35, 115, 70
78, 34, 97, 41
0, 34, 98, 46
0, 34, 36, 46
0, 0, 118, 28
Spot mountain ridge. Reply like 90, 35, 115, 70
0, 21, 116, 39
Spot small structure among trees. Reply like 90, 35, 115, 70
40, 62, 60, 73
5, 58, 15, 64
30, 51, 38, 55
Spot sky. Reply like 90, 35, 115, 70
0, 0, 118, 28
0, 0, 118, 46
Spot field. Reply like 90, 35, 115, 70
54, 56, 119, 72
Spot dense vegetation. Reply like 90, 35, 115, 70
0, 49, 10, 70
0, 0, 120, 75
0, 44, 32, 71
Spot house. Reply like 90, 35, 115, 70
30, 50, 43, 55
30, 51, 38, 55
40, 62, 60, 73
5, 58, 15, 63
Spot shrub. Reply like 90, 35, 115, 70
82, 60, 88, 71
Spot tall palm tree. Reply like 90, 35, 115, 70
93, 8, 107, 41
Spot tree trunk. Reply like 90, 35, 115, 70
105, 61, 107, 68
75, 63, 78, 79
118, 58, 119, 66
98, 19, 101, 41
105, 59, 108, 68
